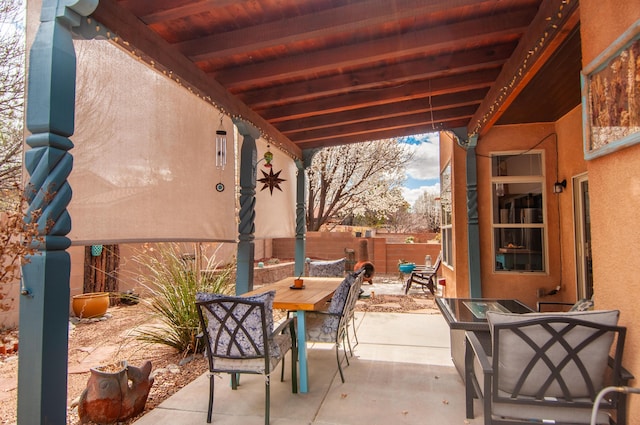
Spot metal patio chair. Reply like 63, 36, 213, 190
196, 291, 297, 425
465, 310, 633, 425
304, 269, 365, 382
405, 253, 441, 295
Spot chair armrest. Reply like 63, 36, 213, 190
536, 301, 574, 312
273, 317, 296, 337
465, 331, 492, 421
466, 331, 492, 374
305, 310, 341, 318
608, 356, 635, 384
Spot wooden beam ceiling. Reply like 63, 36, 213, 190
90, 0, 582, 156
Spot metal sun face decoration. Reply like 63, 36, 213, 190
257, 145, 286, 194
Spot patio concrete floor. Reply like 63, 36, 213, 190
133, 278, 482, 425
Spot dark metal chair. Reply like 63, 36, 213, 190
196, 291, 297, 424
405, 253, 441, 295
304, 270, 365, 382
465, 310, 633, 425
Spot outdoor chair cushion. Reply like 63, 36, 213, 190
486, 309, 619, 398
196, 291, 284, 361
569, 298, 594, 311
306, 272, 357, 338
308, 258, 346, 277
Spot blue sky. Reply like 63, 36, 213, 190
399, 133, 440, 207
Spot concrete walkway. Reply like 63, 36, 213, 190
133, 309, 482, 425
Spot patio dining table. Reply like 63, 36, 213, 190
244, 276, 344, 393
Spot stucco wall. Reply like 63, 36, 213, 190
475, 123, 561, 308
580, 2, 640, 421
438, 131, 471, 298
554, 106, 586, 300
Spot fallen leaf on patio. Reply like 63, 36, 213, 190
341, 393, 348, 399
442, 399, 449, 404
401, 410, 408, 415
434, 375, 439, 379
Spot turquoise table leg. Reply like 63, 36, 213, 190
296, 310, 308, 393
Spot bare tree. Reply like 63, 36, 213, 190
0, 0, 25, 209
306, 139, 412, 231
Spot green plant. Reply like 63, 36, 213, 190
132, 243, 234, 354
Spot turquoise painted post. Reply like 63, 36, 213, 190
234, 120, 260, 295
19, 1, 98, 423
464, 137, 482, 298
294, 159, 306, 277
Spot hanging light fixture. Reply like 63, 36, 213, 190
215, 115, 227, 192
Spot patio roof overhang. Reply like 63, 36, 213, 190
90, 0, 582, 158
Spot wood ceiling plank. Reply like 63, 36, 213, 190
138, 0, 244, 24
261, 68, 500, 122
467, 0, 580, 136
297, 118, 471, 149
90, 0, 301, 158
238, 43, 515, 109
276, 89, 487, 134
289, 106, 477, 144
213, 9, 534, 89
174, 0, 492, 59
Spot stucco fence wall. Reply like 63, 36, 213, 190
0, 232, 440, 329
272, 231, 441, 274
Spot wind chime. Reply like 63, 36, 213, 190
215, 115, 226, 192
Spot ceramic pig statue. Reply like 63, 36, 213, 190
78, 361, 154, 424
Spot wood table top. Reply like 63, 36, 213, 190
245, 276, 344, 311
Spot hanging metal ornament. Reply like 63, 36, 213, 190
215, 115, 227, 192
263, 145, 273, 168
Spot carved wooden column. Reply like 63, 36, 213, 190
234, 120, 260, 294
19, 1, 98, 423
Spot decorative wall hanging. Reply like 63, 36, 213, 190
582, 20, 640, 159
258, 168, 286, 194
215, 115, 227, 191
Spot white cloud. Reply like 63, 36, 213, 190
402, 183, 440, 207
405, 138, 440, 181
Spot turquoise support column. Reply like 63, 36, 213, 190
19, 1, 98, 423
464, 137, 482, 298
234, 120, 261, 295
294, 159, 306, 277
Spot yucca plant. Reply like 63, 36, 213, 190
133, 243, 234, 354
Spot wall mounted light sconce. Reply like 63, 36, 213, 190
553, 179, 567, 194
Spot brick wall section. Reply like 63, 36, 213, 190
253, 262, 295, 285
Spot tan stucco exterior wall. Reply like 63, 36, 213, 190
580, 2, 640, 420
438, 131, 471, 298
475, 123, 562, 308
440, 107, 589, 307
554, 106, 586, 300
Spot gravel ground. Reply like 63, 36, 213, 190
0, 273, 438, 424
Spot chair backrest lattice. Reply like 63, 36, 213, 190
197, 298, 269, 360
491, 315, 626, 410
338, 270, 365, 337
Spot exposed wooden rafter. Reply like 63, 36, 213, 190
89, 0, 582, 156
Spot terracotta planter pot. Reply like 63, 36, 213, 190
72, 292, 110, 318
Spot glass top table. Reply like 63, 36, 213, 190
436, 297, 534, 331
